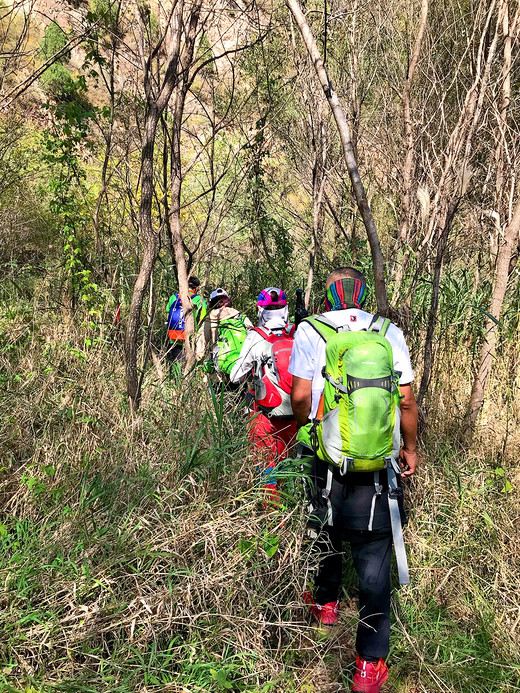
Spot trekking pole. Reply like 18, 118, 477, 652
294, 288, 309, 328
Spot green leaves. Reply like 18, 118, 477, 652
39, 22, 70, 62
40, 101, 106, 320
483, 466, 515, 494
239, 531, 279, 560
210, 667, 236, 690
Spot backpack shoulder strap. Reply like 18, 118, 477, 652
225, 312, 244, 323
368, 314, 391, 336
304, 315, 341, 341
253, 326, 270, 339
255, 325, 289, 344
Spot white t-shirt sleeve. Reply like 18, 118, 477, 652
388, 325, 414, 384
229, 331, 260, 383
289, 323, 317, 380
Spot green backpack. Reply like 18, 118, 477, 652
212, 314, 249, 376
301, 314, 402, 473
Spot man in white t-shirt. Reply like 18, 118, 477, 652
289, 267, 418, 693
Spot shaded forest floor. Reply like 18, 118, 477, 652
1, 300, 520, 693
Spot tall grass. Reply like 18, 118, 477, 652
1, 284, 520, 692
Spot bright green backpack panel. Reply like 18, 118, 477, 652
306, 318, 401, 471
213, 315, 248, 376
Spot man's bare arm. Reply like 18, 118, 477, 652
399, 384, 418, 477
291, 376, 313, 427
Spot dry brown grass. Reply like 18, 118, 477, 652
1, 314, 520, 692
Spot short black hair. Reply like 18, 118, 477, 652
326, 266, 367, 286
188, 275, 200, 288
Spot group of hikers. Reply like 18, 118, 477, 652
166, 267, 418, 693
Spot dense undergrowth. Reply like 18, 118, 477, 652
1, 288, 520, 693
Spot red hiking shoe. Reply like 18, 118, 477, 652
303, 590, 339, 626
351, 655, 389, 692
262, 483, 279, 508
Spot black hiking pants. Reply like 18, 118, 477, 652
314, 527, 393, 662
302, 453, 404, 662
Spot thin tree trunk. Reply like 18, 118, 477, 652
305, 101, 326, 309
92, 144, 111, 257
466, 0, 519, 435
170, 95, 195, 369
417, 198, 459, 407
286, 0, 389, 315
348, 0, 360, 159
395, 0, 429, 289
93, 10, 120, 258
415, 0, 502, 413
494, 1, 511, 206
305, 168, 326, 309
168, 0, 203, 373
125, 1, 183, 411
125, 108, 161, 411
137, 271, 157, 400
419, 0, 500, 252
466, 196, 520, 432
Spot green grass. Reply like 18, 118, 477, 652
1, 297, 520, 692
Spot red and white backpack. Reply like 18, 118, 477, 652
252, 325, 295, 417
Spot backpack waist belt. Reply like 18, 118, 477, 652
324, 371, 395, 395
257, 407, 295, 420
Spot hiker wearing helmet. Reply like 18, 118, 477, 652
289, 267, 418, 693
166, 276, 207, 361
195, 288, 253, 379
230, 288, 297, 504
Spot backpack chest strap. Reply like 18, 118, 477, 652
346, 375, 394, 393
324, 372, 394, 395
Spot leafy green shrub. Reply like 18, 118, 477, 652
39, 62, 77, 100
38, 22, 79, 101
89, 0, 120, 31
39, 22, 70, 63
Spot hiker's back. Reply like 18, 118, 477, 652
304, 312, 401, 472
230, 286, 297, 506
288, 270, 418, 674
251, 324, 295, 417
211, 307, 251, 377
167, 294, 185, 341
167, 275, 207, 344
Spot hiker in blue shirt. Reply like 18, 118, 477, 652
166, 276, 207, 361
